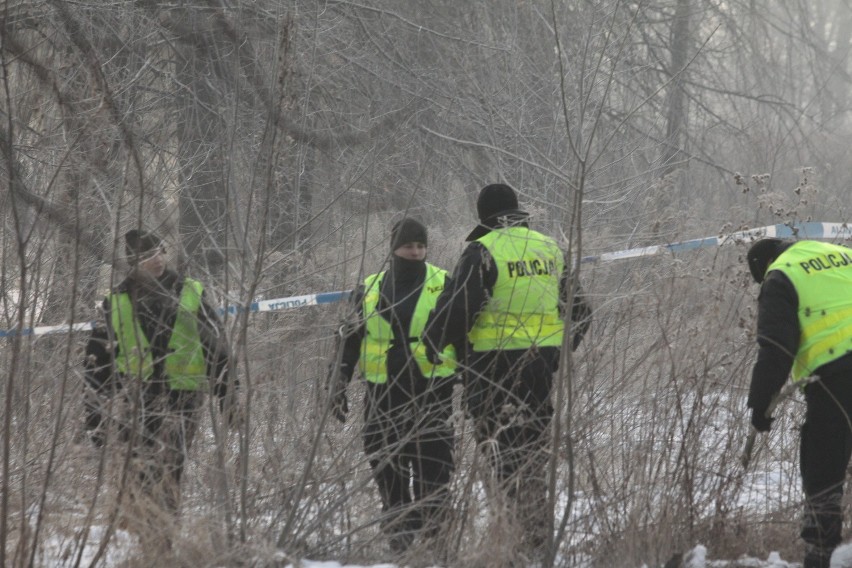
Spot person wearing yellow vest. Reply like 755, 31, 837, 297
82, 230, 238, 531
328, 218, 458, 555
746, 238, 852, 568
421, 184, 591, 561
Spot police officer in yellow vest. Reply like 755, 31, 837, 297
747, 238, 852, 568
329, 218, 457, 554
82, 230, 237, 524
421, 184, 591, 559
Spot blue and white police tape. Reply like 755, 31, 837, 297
0, 291, 353, 339
223, 291, 351, 315
0, 320, 101, 339
577, 221, 851, 264
2, 221, 849, 339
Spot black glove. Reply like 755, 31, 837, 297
424, 339, 443, 366
88, 428, 106, 448
331, 388, 348, 424
326, 360, 351, 424
751, 407, 774, 432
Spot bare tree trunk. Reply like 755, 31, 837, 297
175, 6, 229, 279
662, 0, 690, 178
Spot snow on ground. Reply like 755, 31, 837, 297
276, 543, 852, 568
37, 525, 137, 567
33, 440, 852, 567
833, 543, 852, 567
38, 529, 852, 567
281, 562, 397, 568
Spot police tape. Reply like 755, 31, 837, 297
0, 291, 354, 339
578, 221, 851, 263
224, 291, 351, 315
2, 221, 849, 339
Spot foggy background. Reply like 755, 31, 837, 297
2, 1, 852, 566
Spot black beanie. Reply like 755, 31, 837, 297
125, 229, 163, 258
390, 218, 428, 250
466, 183, 529, 241
747, 238, 793, 283
476, 183, 523, 222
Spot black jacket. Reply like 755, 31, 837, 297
83, 269, 233, 433
335, 257, 456, 414
747, 269, 852, 415
421, 222, 592, 359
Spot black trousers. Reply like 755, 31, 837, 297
800, 370, 852, 551
466, 347, 558, 549
132, 387, 204, 513
363, 377, 455, 536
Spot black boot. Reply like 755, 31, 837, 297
389, 530, 414, 554
384, 506, 420, 554
803, 544, 833, 568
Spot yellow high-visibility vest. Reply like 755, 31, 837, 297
469, 226, 565, 352
359, 263, 456, 383
111, 278, 208, 390
767, 240, 852, 382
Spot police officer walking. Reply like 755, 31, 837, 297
746, 238, 852, 568
83, 229, 238, 536
328, 218, 457, 554
421, 184, 591, 558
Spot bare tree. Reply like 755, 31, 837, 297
2, 1, 852, 566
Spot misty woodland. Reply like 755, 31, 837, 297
3, 1, 852, 568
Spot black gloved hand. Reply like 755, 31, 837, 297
331, 388, 348, 424
326, 360, 350, 424
88, 428, 106, 448
751, 407, 774, 432
424, 339, 443, 366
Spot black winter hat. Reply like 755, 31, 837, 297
390, 218, 428, 250
466, 183, 528, 241
125, 229, 163, 258
747, 238, 793, 283
477, 183, 525, 221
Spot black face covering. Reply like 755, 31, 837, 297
389, 254, 426, 283
375, 253, 428, 397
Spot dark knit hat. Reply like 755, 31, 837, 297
466, 183, 528, 241
747, 238, 793, 283
125, 229, 163, 258
390, 218, 428, 250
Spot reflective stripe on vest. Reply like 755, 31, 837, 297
469, 226, 565, 352
767, 241, 852, 383
359, 264, 457, 384
111, 278, 208, 391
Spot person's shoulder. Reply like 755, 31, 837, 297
85, 323, 113, 357
764, 268, 793, 286
110, 276, 132, 295
759, 269, 796, 301
164, 270, 203, 293
455, 241, 489, 264
462, 240, 488, 254
165, 269, 187, 285
348, 283, 367, 305
525, 225, 560, 243
179, 271, 205, 284
426, 260, 451, 272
